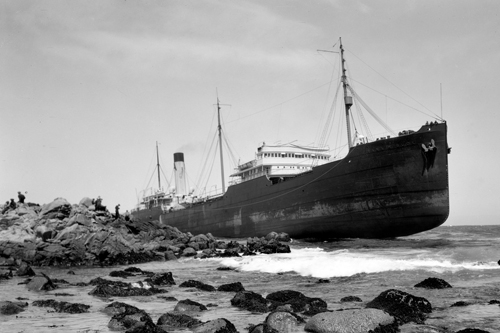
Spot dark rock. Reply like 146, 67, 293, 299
88, 277, 164, 297
216, 266, 236, 271
366, 289, 432, 324
0, 301, 28, 315
248, 323, 265, 333
488, 300, 500, 305
157, 312, 202, 328
220, 248, 240, 257
217, 282, 245, 292
145, 272, 176, 286
451, 301, 472, 307
266, 290, 328, 314
415, 277, 452, 289
305, 309, 395, 333
265, 232, 279, 241
32, 299, 90, 313
158, 296, 178, 302
276, 232, 291, 242
230, 291, 269, 313
181, 247, 197, 257
67, 270, 76, 275
102, 301, 142, 316
340, 296, 363, 302
260, 239, 291, 254
165, 250, 177, 261
316, 279, 330, 284
192, 318, 238, 333
109, 270, 135, 278
455, 329, 490, 333
173, 299, 207, 312
124, 267, 143, 273
107, 302, 165, 332
179, 279, 215, 292
54, 293, 75, 297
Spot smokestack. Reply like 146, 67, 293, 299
174, 152, 187, 197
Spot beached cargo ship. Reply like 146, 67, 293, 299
131, 39, 450, 239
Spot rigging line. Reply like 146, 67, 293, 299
345, 48, 440, 119
196, 131, 218, 192
347, 76, 441, 120
159, 166, 170, 189
318, 82, 342, 148
219, 112, 239, 167
159, 153, 171, 189
224, 81, 333, 125
142, 148, 157, 191
210, 145, 357, 211
202, 138, 219, 196
316, 67, 340, 146
195, 107, 217, 185
348, 85, 396, 137
222, 131, 238, 167
145, 167, 157, 193
334, 104, 346, 159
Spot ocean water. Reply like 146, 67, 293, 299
1, 225, 500, 333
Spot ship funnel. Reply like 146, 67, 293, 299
173, 152, 187, 197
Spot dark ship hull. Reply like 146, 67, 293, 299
133, 122, 449, 239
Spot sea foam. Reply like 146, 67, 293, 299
213, 247, 499, 278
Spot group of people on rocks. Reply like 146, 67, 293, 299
1, 191, 26, 214
1, 192, 129, 220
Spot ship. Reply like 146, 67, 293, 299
131, 39, 450, 239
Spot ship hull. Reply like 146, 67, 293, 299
133, 123, 449, 239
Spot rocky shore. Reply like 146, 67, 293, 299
0, 198, 494, 333
0, 197, 291, 267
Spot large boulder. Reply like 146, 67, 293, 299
414, 277, 452, 289
305, 308, 396, 333
265, 311, 304, 332
365, 289, 432, 324
79, 197, 93, 207
106, 302, 165, 332
39, 198, 72, 218
266, 290, 327, 314
217, 282, 245, 292
231, 291, 269, 313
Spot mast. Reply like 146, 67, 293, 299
156, 141, 161, 190
217, 97, 226, 193
340, 38, 353, 149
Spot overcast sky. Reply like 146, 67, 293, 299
1, 0, 499, 226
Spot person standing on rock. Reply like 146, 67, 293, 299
9, 198, 16, 210
115, 204, 120, 219
1, 201, 9, 214
18, 191, 26, 204
95, 196, 103, 211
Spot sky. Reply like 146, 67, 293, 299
1, 0, 499, 226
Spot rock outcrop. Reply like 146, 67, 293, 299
365, 289, 432, 324
0, 197, 291, 267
